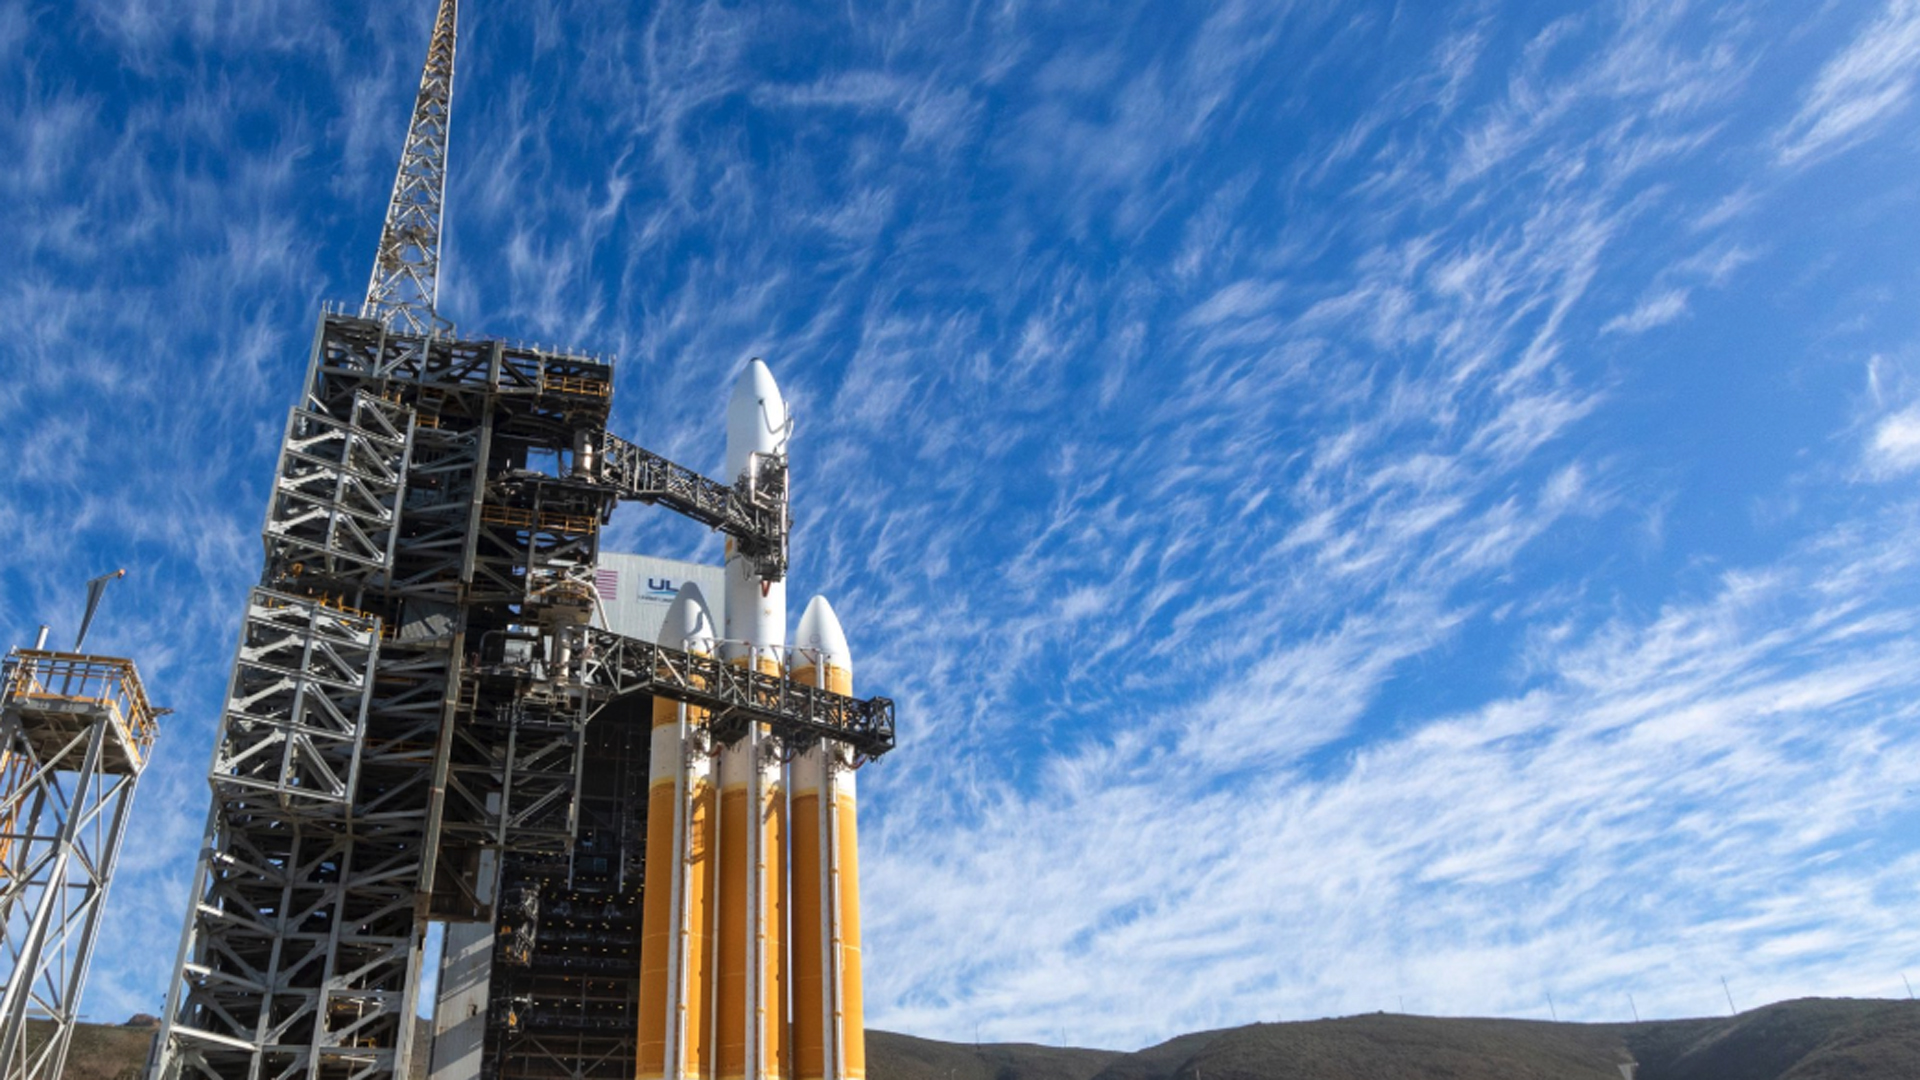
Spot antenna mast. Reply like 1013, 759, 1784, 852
363, 0, 458, 334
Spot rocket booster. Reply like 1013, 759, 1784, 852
638, 584, 718, 1080
789, 596, 865, 1080
719, 359, 792, 1080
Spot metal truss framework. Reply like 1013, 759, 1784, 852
478, 699, 646, 1080
0, 651, 160, 1080
363, 0, 458, 335
212, 592, 381, 813
595, 433, 789, 582
570, 628, 895, 758
153, 312, 891, 1080
266, 393, 415, 584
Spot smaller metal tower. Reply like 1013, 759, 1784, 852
364, 0, 458, 335
0, 648, 162, 1079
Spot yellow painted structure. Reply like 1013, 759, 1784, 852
757, 689, 789, 1080
636, 586, 720, 1080
716, 766, 750, 1080
638, 708, 677, 1076
833, 774, 864, 1080
716, 650, 790, 1080
789, 596, 865, 1080
0, 751, 22, 890
681, 770, 717, 1078
639, 687, 702, 1080
744, 645, 783, 1076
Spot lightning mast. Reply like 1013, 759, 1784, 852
363, 0, 457, 335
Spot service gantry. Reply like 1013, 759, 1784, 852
149, 3, 894, 1077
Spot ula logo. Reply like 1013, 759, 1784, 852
646, 577, 678, 598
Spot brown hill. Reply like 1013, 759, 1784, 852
868, 1029, 1123, 1080
44, 996, 1920, 1079
17, 1017, 154, 1080
870, 997, 1920, 1080
1620, 997, 1920, 1079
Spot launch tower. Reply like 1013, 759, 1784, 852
150, 4, 895, 1078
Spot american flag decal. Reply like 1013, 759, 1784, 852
594, 568, 619, 601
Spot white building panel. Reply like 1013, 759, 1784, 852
593, 551, 727, 644
428, 922, 493, 1080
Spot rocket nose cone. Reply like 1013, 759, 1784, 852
726, 358, 790, 477
792, 594, 852, 678
657, 582, 717, 652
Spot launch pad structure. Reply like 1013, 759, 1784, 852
149, 2, 896, 1078
0, 649, 162, 1080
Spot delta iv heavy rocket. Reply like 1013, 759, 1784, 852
635, 359, 868, 1080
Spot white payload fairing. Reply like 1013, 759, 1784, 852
636, 358, 866, 1080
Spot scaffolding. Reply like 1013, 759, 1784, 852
0, 650, 161, 1080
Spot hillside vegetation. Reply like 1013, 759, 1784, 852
868, 997, 1920, 1080
17, 1018, 152, 1080
47, 996, 1920, 1079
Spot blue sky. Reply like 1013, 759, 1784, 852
5, 0, 1920, 1052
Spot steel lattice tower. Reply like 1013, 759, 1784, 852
364, 0, 458, 336
150, 5, 892, 1078
0, 651, 161, 1080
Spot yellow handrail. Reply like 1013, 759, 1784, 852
3, 650, 161, 757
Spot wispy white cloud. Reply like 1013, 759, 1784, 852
1602, 287, 1690, 335
1776, 0, 1920, 165
1865, 404, 1920, 476
752, 71, 980, 152
868, 500, 1920, 1046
